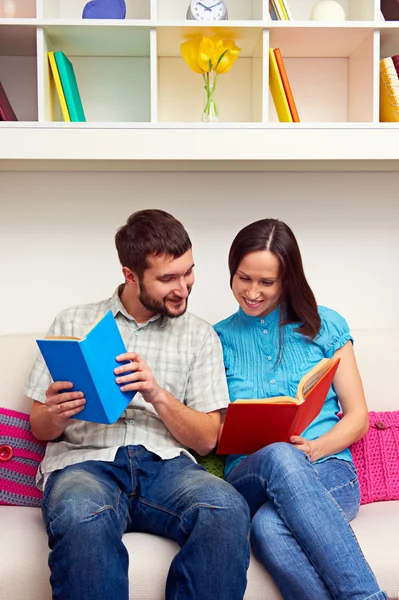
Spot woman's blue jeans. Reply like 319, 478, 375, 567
42, 445, 250, 600
226, 442, 387, 600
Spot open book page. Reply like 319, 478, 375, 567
297, 358, 336, 401
43, 313, 107, 342
234, 396, 299, 405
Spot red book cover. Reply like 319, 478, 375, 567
0, 81, 18, 121
391, 54, 399, 78
217, 357, 340, 455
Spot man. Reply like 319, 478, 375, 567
26, 209, 250, 600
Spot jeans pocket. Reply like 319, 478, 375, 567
320, 459, 360, 521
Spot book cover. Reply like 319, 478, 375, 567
270, 0, 285, 20
380, 57, 399, 122
269, 48, 293, 122
269, 0, 278, 20
391, 54, 399, 78
381, 0, 399, 20
36, 311, 135, 424
48, 51, 71, 122
217, 357, 340, 455
273, 48, 300, 122
0, 81, 18, 121
54, 51, 86, 122
280, 0, 292, 19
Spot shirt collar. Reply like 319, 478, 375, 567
237, 304, 281, 328
110, 285, 168, 328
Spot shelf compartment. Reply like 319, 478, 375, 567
39, 24, 151, 122
0, 25, 38, 120
155, 0, 264, 21
283, 0, 375, 22
156, 26, 264, 122
40, 0, 150, 20
269, 27, 375, 122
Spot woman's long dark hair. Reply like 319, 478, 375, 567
228, 219, 321, 339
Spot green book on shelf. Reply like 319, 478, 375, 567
54, 51, 86, 122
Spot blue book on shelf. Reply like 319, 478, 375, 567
54, 51, 86, 122
36, 310, 135, 424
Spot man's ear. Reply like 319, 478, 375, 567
122, 267, 139, 287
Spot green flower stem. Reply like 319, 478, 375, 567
202, 72, 219, 121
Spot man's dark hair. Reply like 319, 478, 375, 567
115, 209, 192, 279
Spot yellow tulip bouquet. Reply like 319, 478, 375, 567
181, 36, 241, 122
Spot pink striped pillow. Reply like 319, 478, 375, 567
0, 408, 47, 507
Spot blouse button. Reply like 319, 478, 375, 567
267, 356, 272, 361
263, 330, 268, 334
270, 380, 276, 385
260, 320, 265, 324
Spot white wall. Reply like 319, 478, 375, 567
1, 170, 398, 334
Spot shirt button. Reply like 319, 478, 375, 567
129, 419, 135, 425
260, 320, 265, 324
0, 444, 13, 462
270, 380, 276, 385
134, 330, 139, 336
267, 356, 272, 361
263, 330, 268, 334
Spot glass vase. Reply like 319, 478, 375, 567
202, 72, 219, 123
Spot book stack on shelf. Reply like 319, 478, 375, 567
269, 47, 299, 123
48, 51, 86, 122
269, 0, 292, 20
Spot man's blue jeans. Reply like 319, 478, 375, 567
226, 442, 388, 600
42, 446, 250, 600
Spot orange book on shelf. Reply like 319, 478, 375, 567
217, 357, 340, 455
273, 48, 300, 122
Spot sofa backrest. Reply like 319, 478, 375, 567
0, 330, 397, 413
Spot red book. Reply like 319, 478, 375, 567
391, 54, 399, 78
273, 48, 300, 122
217, 357, 340, 455
0, 81, 17, 121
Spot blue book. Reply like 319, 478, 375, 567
54, 51, 86, 122
36, 311, 135, 424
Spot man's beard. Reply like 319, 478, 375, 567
138, 282, 191, 319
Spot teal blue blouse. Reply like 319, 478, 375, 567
214, 305, 353, 476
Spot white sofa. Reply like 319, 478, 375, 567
1, 330, 399, 600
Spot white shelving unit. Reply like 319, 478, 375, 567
1, 0, 399, 169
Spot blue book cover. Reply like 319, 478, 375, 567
54, 51, 86, 122
36, 311, 135, 424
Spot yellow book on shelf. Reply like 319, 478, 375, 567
48, 51, 71, 122
278, 0, 290, 20
269, 48, 292, 122
380, 57, 399, 122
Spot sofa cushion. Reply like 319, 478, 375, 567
0, 408, 46, 507
350, 411, 399, 505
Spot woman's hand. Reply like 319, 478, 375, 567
290, 435, 315, 460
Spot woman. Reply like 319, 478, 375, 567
214, 218, 387, 600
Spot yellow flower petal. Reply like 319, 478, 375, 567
214, 41, 241, 74
181, 39, 203, 74
198, 37, 215, 72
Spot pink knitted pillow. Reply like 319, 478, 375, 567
0, 407, 47, 507
349, 411, 399, 505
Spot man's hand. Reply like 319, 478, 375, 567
44, 381, 86, 422
115, 352, 165, 405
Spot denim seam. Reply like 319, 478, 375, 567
327, 476, 357, 493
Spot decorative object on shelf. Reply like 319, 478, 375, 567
381, 0, 399, 21
0, 80, 17, 120
310, 0, 345, 21
82, 0, 126, 19
181, 36, 241, 122
186, 0, 228, 21
1, 0, 17, 17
